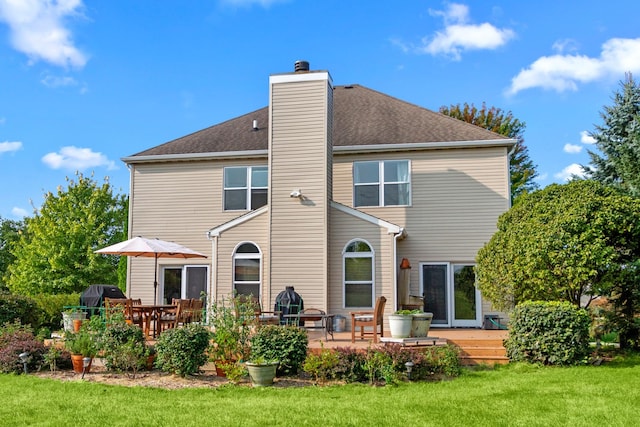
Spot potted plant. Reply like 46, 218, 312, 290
209, 295, 256, 376
65, 328, 98, 373
410, 311, 433, 337
388, 310, 414, 338
62, 308, 86, 333
245, 356, 279, 387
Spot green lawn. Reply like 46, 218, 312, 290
1, 356, 638, 426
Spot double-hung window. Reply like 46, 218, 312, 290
353, 160, 410, 207
233, 242, 261, 298
224, 166, 268, 211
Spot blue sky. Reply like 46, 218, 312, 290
1, 0, 639, 219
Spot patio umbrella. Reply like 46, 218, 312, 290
95, 236, 207, 303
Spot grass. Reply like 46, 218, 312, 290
1, 354, 639, 426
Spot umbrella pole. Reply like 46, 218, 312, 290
154, 255, 158, 304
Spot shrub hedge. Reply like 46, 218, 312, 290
0, 322, 46, 373
155, 324, 211, 377
249, 325, 308, 376
505, 300, 591, 365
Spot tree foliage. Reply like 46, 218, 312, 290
476, 180, 640, 312
5, 173, 127, 295
584, 73, 640, 197
439, 102, 539, 201
0, 217, 24, 291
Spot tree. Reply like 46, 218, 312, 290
5, 173, 128, 295
584, 73, 640, 197
475, 180, 640, 348
0, 217, 24, 291
439, 102, 539, 201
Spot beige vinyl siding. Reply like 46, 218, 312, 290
214, 212, 270, 304
328, 207, 396, 324
268, 78, 331, 310
333, 146, 509, 308
128, 158, 267, 302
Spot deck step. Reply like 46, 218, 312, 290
447, 338, 509, 365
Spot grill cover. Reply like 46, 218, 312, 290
80, 284, 126, 314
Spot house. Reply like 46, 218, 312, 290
122, 61, 514, 328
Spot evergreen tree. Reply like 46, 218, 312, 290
439, 102, 539, 201
584, 73, 640, 197
5, 173, 127, 295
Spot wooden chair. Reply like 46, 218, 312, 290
188, 298, 204, 323
104, 297, 133, 322
158, 300, 184, 332
350, 296, 386, 343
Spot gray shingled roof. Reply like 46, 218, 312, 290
130, 84, 509, 158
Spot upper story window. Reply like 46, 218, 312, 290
353, 160, 410, 207
224, 166, 268, 211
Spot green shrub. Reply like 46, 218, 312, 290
422, 345, 461, 377
0, 322, 46, 373
31, 293, 80, 332
249, 325, 308, 376
363, 348, 398, 385
505, 301, 591, 365
100, 318, 148, 373
0, 293, 42, 330
332, 347, 367, 383
303, 346, 339, 383
155, 324, 211, 377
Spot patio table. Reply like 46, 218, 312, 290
133, 304, 176, 338
284, 313, 335, 341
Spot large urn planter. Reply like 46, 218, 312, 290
388, 313, 413, 338
411, 312, 433, 337
245, 361, 278, 387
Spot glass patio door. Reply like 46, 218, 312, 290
421, 263, 481, 327
162, 265, 208, 304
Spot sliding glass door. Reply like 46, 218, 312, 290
421, 263, 481, 327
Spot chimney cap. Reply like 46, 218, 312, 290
294, 60, 309, 72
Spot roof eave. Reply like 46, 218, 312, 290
122, 149, 269, 164
334, 139, 516, 154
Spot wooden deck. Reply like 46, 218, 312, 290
307, 328, 509, 365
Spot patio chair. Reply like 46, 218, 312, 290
188, 298, 204, 323
104, 297, 133, 323
236, 296, 280, 326
158, 299, 185, 332
350, 296, 386, 343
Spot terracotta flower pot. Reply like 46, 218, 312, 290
72, 319, 84, 332
70, 354, 93, 374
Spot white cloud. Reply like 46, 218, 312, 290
11, 207, 29, 218
41, 74, 77, 88
507, 37, 640, 95
580, 131, 596, 144
0, 0, 87, 68
411, 3, 515, 60
534, 172, 548, 182
0, 140, 22, 154
42, 146, 116, 170
554, 163, 586, 181
564, 143, 582, 154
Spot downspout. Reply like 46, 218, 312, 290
206, 230, 218, 324
393, 228, 406, 312
125, 163, 134, 298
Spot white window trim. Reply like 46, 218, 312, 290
353, 160, 411, 207
232, 241, 263, 299
342, 238, 375, 309
223, 165, 268, 211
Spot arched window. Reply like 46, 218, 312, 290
343, 239, 374, 308
233, 242, 261, 298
